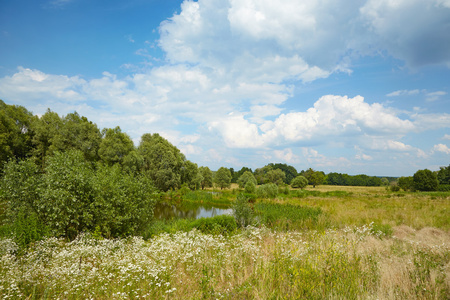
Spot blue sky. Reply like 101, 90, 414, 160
1, 0, 450, 176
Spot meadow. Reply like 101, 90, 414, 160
1, 186, 449, 299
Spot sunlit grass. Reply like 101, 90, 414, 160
1, 224, 449, 299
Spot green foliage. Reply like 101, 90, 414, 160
181, 160, 201, 190
269, 163, 298, 184
255, 202, 323, 230
413, 169, 439, 191
244, 181, 256, 194
265, 169, 286, 185
92, 164, 156, 237
1, 151, 156, 239
232, 194, 254, 227
398, 176, 414, 191
437, 165, 450, 185
326, 172, 383, 186
138, 133, 184, 191
290, 175, 308, 189
0, 100, 34, 168
237, 171, 257, 188
199, 166, 213, 190
214, 167, 232, 189
191, 215, 237, 235
144, 215, 236, 237
11, 209, 49, 250
256, 183, 278, 199
302, 168, 325, 187
98, 126, 134, 166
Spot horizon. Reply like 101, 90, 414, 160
1, 0, 449, 177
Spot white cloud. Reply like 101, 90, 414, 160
443, 134, 450, 140
273, 148, 300, 164
433, 144, 450, 154
426, 91, 447, 102
386, 89, 420, 97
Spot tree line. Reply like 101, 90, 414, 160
1, 100, 449, 241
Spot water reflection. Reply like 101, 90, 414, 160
154, 202, 233, 220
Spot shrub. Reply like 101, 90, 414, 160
244, 181, 256, 194
256, 183, 278, 199
291, 175, 308, 189
191, 215, 237, 234
413, 169, 439, 191
232, 194, 254, 227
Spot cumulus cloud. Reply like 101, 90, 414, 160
433, 144, 450, 154
273, 148, 300, 164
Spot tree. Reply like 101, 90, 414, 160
398, 176, 414, 191
237, 171, 257, 188
437, 165, 450, 185
31, 109, 63, 169
214, 167, 232, 189
138, 133, 184, 191
0, 100, 35, 168
51, 112, 102, 162
291, 175, 308, 189
199, 166, 213, 190
271, 163, 298, 184
232, 166, 252, 183
303, 168, 324, 188
265, 169, 286, 185
413, 169, 439, 191
98, 126, 134, 166
181, 160, 201, 190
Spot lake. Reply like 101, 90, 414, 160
154, 202, 233, 220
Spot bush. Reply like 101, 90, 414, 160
1, 151, 157, 240
244, 181, 256, 194
232, 194, 254, 227
413, 169, 439, 191
291, 175, 308, 189
191, 215, 237, 234
256, 183, 278, 199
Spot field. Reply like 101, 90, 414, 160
1, 186, 449, 299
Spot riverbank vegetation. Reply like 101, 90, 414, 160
1, 101, 450, 298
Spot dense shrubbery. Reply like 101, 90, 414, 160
1, 150, 156, 242
256, 183, 279, 198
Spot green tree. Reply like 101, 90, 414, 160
413, 169, 439, 191
138, 133, 184, 191
303, 168, 324, 188
271, 163, 298, 184
398, 176, 414, 191
265, 169, 286, 185
437, 165, 450, 185
181, 160, 201, 190
98, 126, 134, 166
244, 181, 257, 194
51, 112, 102, 162
232, 166, 252, 183
214, 167, 232, 189
237, 171, 257, 188
31, 109, 63, 169
0, 100, 35, 168
199, 166, 213, 190
291, 175, 308, 189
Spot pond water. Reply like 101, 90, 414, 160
154, 202, 233, 220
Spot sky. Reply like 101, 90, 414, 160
1, 0, 450, 176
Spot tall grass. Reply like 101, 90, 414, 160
1, 225, 448, 299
